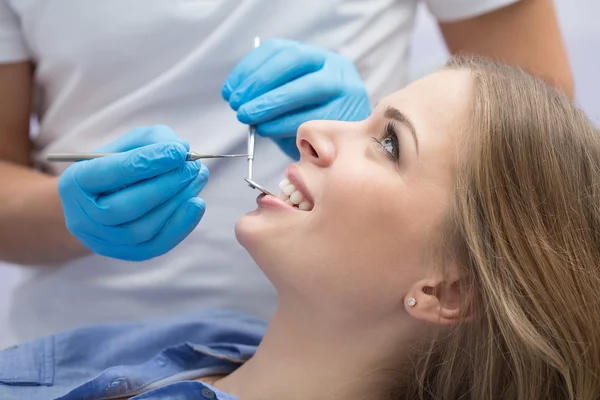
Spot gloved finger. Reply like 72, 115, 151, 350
228, 47, 324, 111
222, 38, 292, 100
256, 95, 371, 139
236, 71, 341, 126
78, 164, 209, 245
117, 166, 209, 244
134, 197, 206, 260
84, 161, 205, 226
94, 198, 206, 261
73, 142, 188, 195
97, 125, 190, 153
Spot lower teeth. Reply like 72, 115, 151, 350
281, 195, 305, 209
278, 189, 312, 210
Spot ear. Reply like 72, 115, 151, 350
404, 265, 473, 325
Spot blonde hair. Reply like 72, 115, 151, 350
399, 57, 600, 399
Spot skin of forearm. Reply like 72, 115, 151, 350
0, 160, 90, 265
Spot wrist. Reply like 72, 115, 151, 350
20, 176, 91, 263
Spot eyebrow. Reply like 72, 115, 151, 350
384, 106, 419, 154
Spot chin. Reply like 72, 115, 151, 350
234, 212, 295, 283
234, 213, 262, 250
234, 212, 281, 257
235, 205, 296, 247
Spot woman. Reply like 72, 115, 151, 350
1, 57, 597, 400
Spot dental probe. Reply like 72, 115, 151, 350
247, 124, 256, 180
46, 152, 249, 162
246, 35, 261, 182
244, 37, 275, 197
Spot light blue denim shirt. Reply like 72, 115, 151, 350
0, 310, 267, 400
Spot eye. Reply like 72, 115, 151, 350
372, 122, 400, 162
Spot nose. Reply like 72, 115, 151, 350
296, 120, 340, 168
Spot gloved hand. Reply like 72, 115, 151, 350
57, 125, 209, 261
222, 39, 372, 160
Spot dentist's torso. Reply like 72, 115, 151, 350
3, 0, 417, 343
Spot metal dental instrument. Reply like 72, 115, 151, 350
244, 36, 275, 197
46, 152, 249, 162
247, 123, 256, 181
246, 36, 261, 182
244, 178, 274, 196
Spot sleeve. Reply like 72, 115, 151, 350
423, 0, 521, 23
0, 0, 31, 63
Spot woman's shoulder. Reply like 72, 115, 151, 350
0, 309, 266, 400
53, 309, 267, 358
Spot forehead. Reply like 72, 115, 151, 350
379, 69, 474, 188
380, 69, 473, 134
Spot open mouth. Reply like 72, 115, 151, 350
277, 177, 314, 211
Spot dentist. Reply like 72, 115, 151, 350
0, 0, 572, 346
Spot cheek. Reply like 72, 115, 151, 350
294, 172, 421, 290
317, 169, 407, 239
306, 172, 442, 283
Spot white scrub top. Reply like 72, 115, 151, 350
0, 0, 518, 344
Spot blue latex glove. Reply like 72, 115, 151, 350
57, 125, 209, 261
222, 39, 372, 160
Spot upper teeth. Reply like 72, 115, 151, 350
278, 178, 313, 211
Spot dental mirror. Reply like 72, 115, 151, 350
245, 36, 275, 198
245, 178, 274, 196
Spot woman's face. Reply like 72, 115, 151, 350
236, 70, 473, 321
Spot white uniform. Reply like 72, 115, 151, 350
0, 0, 517, 344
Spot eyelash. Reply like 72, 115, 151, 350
372, 122, 400, 162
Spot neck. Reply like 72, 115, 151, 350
214, 302, 410, 400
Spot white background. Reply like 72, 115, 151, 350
1, 0, 598, 347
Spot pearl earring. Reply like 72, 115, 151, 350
407, 297, 417, 307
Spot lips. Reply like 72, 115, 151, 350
256, 193, 295, 210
